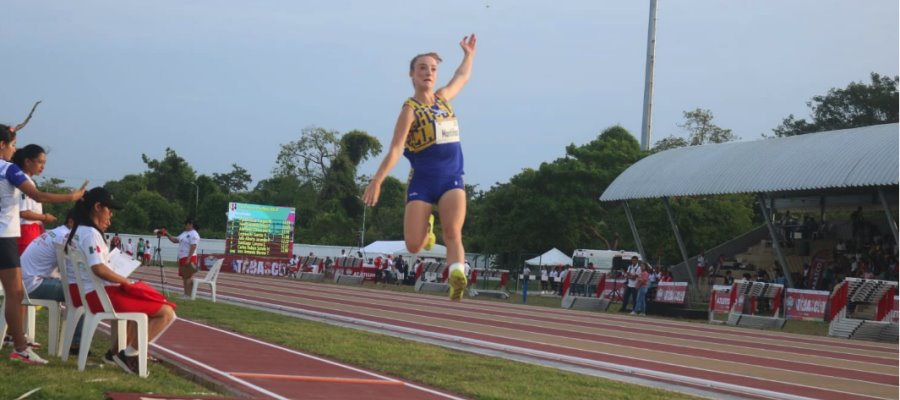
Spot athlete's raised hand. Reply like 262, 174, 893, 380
460, 34, 477, 57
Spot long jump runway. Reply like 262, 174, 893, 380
132, 269, 898, 400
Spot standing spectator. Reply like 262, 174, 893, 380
163, 218, 201, 297
633, 263, 650, 316
619, 256, 641, 313
549, 267, 560, 294
124, 238, 135, 258
136, 238, 145, 265
13, 144, 56, 255
724, 270, 735, 285
540, 267, 549, 294
110, 233, 122, 251
695, 251, 706, 280
374, 256, 383, 284
142, 240, 152, 265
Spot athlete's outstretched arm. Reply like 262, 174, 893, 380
436, 34, 477, 102
363, 106, 415, 206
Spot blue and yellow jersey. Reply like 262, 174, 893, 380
403, 96, 464, 177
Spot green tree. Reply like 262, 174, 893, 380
212, 164, 252, 194
35, 177, 76, 229
364, 176, 406, 242
104, 174, 148, 206
118, 190, 185, 233
141, 148, 197, 211
773, 72, 899, 137
312, 130, 383, 244
467, 126, 644, 257
653, 108, 738, 152
273, 126, 340, 188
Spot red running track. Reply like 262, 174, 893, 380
149, 317, 467, 400
134, 268, 898, 400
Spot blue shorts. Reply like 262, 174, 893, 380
407, 174, 464, 204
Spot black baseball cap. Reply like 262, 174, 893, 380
83, 187, 124, 210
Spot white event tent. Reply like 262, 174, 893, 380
362, 240, 447, 259
525, 248, 573, 266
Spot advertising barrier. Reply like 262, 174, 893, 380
784, 288, 829, 321
710, 285, 733, 313
655, 282, 688, 304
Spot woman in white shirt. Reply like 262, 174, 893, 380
12, 144, 56, 255
162, 218, 200, 297
64, 187, 176, 374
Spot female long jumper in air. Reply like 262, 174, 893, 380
363, 34, 477, 301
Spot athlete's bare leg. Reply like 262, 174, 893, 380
404, 200, 433, 253
437, 189, 466, 265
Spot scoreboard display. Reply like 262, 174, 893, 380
225, 202, 296, 258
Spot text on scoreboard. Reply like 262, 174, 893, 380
225, 202, 296, 258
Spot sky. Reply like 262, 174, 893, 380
2, 1, 898, 192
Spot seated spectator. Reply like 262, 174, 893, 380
65, 188, 176, 374
723, 270, 735, 285
20, 210, 85, 353
773, 269, 786, 286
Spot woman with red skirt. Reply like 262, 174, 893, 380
13, 144, 56, 254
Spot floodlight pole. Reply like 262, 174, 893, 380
640, 0, 659, 151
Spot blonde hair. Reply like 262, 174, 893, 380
409, 52, 442, 72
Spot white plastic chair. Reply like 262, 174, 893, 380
67, 247, 149, 377
55, 243, 85, 360
0, 279, 62, 357
191, 258, 223, 302
22, 290, 62, 357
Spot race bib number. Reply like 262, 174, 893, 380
434, 118, 460, 144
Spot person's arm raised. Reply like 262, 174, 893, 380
17, 179, 85, 204
436, 34, 476, 102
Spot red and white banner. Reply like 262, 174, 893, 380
201, 254, 294, 277
599, 279, 626, 301
784, 288, 829, 320
655, 282, 688, 304
709, 285, 732, 313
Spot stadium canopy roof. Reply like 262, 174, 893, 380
600, 123, 898, 202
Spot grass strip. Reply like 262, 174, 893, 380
171, 297, 704, 400
0, 313, 220, 400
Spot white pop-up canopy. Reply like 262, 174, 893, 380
525, 248, 573, 266
363, 240, 447, 259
